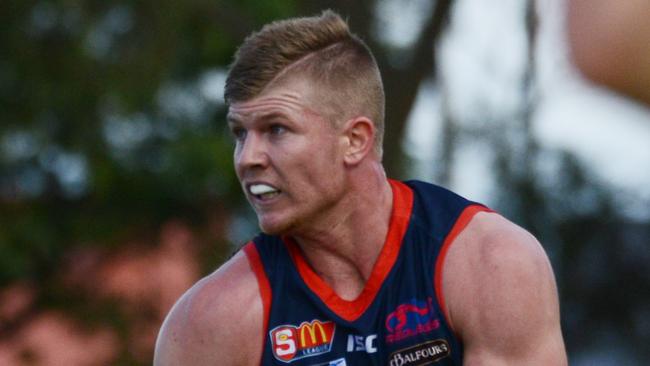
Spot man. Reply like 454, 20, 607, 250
155, 10, 567, 365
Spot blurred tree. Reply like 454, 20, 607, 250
433, 0, 650, 363
1, 0, 298, 363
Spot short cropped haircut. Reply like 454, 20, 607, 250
224, 10, 385, 156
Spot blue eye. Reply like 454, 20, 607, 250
270, 124, 286, 135
231, 127, 247, 141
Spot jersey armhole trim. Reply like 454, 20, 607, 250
434, 204, 493, 335
243, 242, 272, 341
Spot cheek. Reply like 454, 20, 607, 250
279, 132, 344, 184
309, 156, 346, 195
233, 146, 244, 172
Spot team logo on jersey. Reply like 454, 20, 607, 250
385, 297, 440, 344
270, 319, 336, 363
388, 339, 450, 366
346, 334, 378, 353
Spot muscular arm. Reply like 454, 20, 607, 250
154, 251, 264, 366
443, 212, 567, 365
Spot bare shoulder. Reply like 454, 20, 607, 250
443, 211, 567, 364
154, 249, 264, 366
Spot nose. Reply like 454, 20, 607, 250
235, 132, 269, 172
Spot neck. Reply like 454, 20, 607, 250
289, 163, 393, 300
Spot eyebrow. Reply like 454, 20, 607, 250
226, 111, 244, 126
227, 111, 291, 126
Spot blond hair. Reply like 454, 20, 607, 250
224, 10, 385, 156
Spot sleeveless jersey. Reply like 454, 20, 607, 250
243, 179, 491, 365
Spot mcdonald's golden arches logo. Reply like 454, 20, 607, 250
270, 319, 336, 363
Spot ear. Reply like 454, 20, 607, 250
341, 117, 376, 165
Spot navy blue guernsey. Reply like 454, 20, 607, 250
243, 180, 491, 366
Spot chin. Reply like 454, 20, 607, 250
257, 216, 293, 236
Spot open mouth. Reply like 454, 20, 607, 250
249, 183, 281, 200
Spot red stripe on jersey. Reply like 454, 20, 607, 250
243, 242, 272, 335
285, 179, 414, 322
434, 204, 493, 334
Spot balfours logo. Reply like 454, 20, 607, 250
270, 319, 336, 363
388, 339, 450, 366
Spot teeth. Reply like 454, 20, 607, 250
250, 184, 278, 195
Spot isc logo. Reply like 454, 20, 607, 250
270, 319, 336, 363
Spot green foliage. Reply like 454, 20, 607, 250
0, 0, 300, 284
0, 1, 299, 363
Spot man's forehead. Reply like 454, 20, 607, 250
227, 79, 325, 122
227, 96, 300, 123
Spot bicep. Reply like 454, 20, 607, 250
444, 213, 567, 365
462, 312, 566, 366
155, 315, 254, 366
154, 310, 198, 366
154, 292, 217, 366
154, 252, 264, 366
